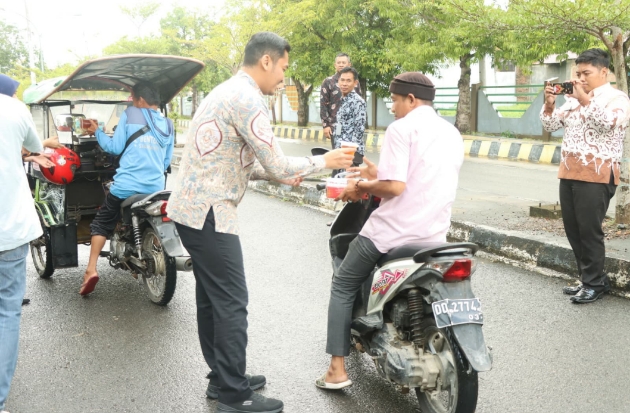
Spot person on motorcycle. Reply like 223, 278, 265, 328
80, 81, 174, 296
315, 72, 464, 390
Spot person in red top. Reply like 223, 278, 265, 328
541, 48, 630, 304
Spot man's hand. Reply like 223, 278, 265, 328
336, 178, 363, 202
85, 120, 99, 136
323, 148, 354, 169
323, 127, 332, 140
566, 81, 592, 106
25, 153, 54, 168
543, 83, 556, 115
347, 157, 377, 180
43, 136, 64, 149
276, 177, 303, 187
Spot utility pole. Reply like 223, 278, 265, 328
23, 0, 36, 84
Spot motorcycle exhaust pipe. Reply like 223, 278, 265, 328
175, 256, 193, 272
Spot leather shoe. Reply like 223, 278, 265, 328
206, 373, 266, 399
570, 288, 604, 304
562, 284, 582, 295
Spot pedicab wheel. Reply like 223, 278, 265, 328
30, 220, 54, 278
415, 319, 478, 413
141, 227, 177, 306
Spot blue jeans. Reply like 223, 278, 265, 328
0, 244, 28, 411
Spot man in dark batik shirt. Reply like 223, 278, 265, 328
331, 67, 366, 177
320, 53, 362, 148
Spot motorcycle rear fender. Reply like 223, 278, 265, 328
146, 217, 185, 257
366, 259, 423, 315
431, 280, 492, 372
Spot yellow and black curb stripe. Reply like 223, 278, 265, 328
273, 126, 383, 148
463, 139, 561, 164
272, 126, 561, 165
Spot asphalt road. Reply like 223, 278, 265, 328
8, 191, 630, 413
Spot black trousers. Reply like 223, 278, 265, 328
90, 193, 124, 237
559, 175, 616, 292
175, 209, 252, 404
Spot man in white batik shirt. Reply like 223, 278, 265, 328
167, 32, 352, 413
541, 48, 630, 304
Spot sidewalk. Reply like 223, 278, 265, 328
247, 179, 630, 297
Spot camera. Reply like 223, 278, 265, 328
546, 81, 573, 95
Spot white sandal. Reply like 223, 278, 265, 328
315, 373, 353, 390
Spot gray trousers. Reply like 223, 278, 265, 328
326, 235, 383, 356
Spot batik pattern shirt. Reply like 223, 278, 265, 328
540, 83, 630, 185
167, 71, 326, 234
320, 73, 362, 129
333, 91, 367, 155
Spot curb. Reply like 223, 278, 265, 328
463, 138, 561, 164
247, 179, 630, 294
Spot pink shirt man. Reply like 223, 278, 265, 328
360, 105, 464, 253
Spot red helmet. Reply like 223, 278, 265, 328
41, 147, 81, 185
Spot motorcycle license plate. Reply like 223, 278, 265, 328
432, 298, 483, 329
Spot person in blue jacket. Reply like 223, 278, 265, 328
80, 81, 174, 296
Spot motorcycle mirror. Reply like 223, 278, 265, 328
311, 147, 329, 156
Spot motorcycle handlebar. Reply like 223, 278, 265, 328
80, 149, 99, 158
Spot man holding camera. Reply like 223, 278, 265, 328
541, 48, 630, 304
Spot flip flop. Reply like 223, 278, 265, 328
80, 275, 100, 296
315, 374, 353, 390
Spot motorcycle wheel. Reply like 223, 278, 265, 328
415, 318, 478, 413
140, 227, 177, 306
30, 219, 54, 278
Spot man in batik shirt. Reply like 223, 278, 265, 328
330, 67, 366, 176
167, 32, 352, 413
320, 53, 362, 148
541, 48, 630, 304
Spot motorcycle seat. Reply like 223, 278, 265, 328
377, 242, 444, 267
121, 190, 171, 209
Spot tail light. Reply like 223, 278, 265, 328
422, 258, 475, 282
443, 259, 472, 282
145, 200, 171, 222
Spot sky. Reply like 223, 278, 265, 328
0, 0, 226, 68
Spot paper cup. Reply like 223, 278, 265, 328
326, 177, 347, 199
339, 141, 359, 155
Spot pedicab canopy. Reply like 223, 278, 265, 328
23, 54, 205, 105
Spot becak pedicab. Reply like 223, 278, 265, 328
24, 54, 204, 305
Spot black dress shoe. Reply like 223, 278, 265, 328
570, 288, 604, 304
562, 284, 582, 295
206, 373, 267, 399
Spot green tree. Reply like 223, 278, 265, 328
197, 0, 269, 76
0, 21, 27, 74
374, 0, 514, 132
104, 6, 231, 116
120, 1, 161, 37
267, 0, 401, 126
103, 36, 170, 55
160, 6, 231, 113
